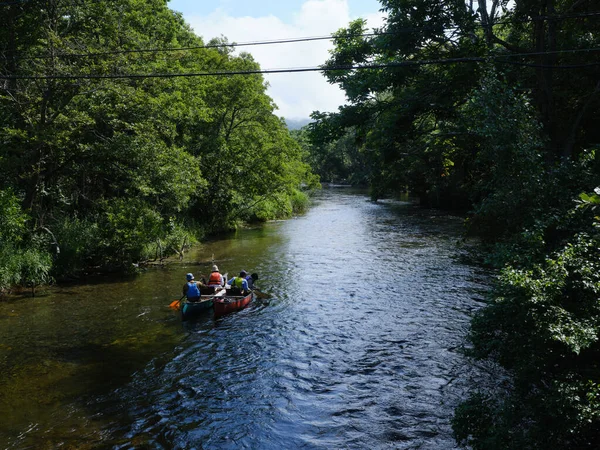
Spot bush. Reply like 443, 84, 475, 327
0, 244, 53, 295
141, 218, 199, 262
0, 244, 23, 293
290, 189, 310, 214
0, 190, 52, 294
458, 223, 600, 449
98, 198, 164, 267
0, 189, 27, 243
18, 248, 53, 294
52, 216, 101, 278
244, 188, 311, 223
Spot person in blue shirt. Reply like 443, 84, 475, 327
246, 273, 258, 290
227, 270, 249, 292
183, 273, 204, 302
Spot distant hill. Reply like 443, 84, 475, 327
285, 118, 311, 130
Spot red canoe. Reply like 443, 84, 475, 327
213, 290, 253, 318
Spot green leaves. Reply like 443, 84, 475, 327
0, 189, 53, 293
465, 229, 600, 448
578, 193, 600, 204
577, 187, 600, 229
0, 189, 27, 244
579, 189, 600, 205
0, 0, 318, 278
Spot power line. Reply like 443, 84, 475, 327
0, 0, 105, 5
495, 47, 600, 59
0, 63, 467, 81
5, 32, 398, 59
492, 10, 600, 25
4, 11, 600, 60
0, 0, 35, 5
1, 50, 599, 80
498, 60, 600, 69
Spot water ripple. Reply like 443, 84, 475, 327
93, 190, 495, 449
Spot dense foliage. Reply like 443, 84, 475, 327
310, 0, 599, 208
0, 0, 318, 291
292, 126, 371, 185
454, 192, 600, 449
309, 0, 600, 447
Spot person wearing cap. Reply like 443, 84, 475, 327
183, 273, 204, 302
227, 270, 249, 292
207, 265, 224, 287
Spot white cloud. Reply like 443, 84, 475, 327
183, 0, 385, 120
363, 10, 386, 30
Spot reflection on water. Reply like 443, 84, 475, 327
0, 189, 493, 449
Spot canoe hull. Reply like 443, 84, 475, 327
181, 297, 213, 320
213, 292, 253, 318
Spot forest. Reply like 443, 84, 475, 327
296, 0, 600, 448
2, 0, 600, 448
0, 0, 318, 291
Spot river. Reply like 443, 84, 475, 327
0, 189, 492, 449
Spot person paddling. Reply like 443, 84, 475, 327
183, 273, 203, 302
246, 272, 259, 290
207, 265, 224, 287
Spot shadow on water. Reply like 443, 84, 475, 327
0, 189, 497, 449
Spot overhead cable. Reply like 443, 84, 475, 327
3, 11, 600, 60
1, 49, 599, 80
5, 32, 398, 59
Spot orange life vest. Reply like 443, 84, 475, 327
208, 271, 222, 286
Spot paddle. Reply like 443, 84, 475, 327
252, 288, 271, 299
169, 295, 185, 310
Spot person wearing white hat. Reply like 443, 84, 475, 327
207, 265, 224, 287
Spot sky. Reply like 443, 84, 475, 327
167, 0, 386, 121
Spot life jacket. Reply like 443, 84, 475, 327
208, 272, 221, 286
186, 281, 200, 298
232, 277, 245, 289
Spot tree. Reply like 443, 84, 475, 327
312, 0, 599, 208
0, 0, 318, 278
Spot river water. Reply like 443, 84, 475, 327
0, 189, 492, 449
